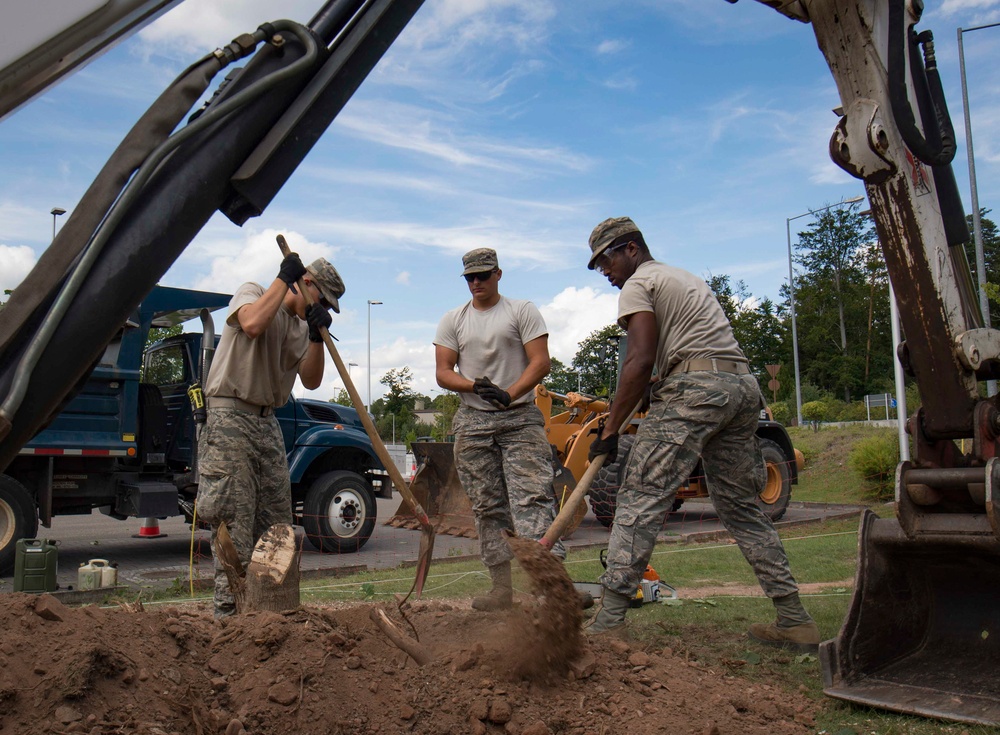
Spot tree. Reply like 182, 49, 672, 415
792, 205, 878, 402
330, 388, 353, 406
571, 324, 625, 396
545, 356, 579, 394
964, 208, 999, 294
707, 275, 784, 381
431, 393, 461, 441
380, 367, 415, 415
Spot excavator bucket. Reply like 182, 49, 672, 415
385, 442, 477, 538
821, 509, 1000, 725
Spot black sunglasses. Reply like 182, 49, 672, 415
464, 269, 497, 283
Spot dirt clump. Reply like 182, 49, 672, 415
0, 591, 817, 734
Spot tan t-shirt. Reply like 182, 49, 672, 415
617, 260, 746, 378
204, 282, 309, 407
434, 296, 548, 411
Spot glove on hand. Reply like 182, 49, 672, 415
277, 253, 307, 290
588, 432, 619, 465
305, 302, 332, 343
473, 377, 511, 409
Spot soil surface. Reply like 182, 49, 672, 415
0, 590, 818, 735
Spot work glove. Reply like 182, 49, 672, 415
588, 432, 618, 466
305, 302, 332, 343
277, 252, 307, 291
473, 377, 511, 410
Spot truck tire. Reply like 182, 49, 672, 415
588, 435, 636, 528
0, 474, 38, 575
303, 471, 376, 554
757, 438, 792, 521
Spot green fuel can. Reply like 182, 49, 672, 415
13, 538, 59, 593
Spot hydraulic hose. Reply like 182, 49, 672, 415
0, 20, 319, 440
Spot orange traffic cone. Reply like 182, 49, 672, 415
132, 517, 167, 539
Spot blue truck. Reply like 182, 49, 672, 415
0, 286, 387, 574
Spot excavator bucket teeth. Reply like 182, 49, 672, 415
821, 509, 1000, 725
385, 442, 477, 538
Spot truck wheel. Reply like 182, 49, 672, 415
758, 438, 792, 521
0, 475, 38, 575
588, 435, 636, 528
303, 471, 376, 554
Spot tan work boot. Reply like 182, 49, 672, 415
747, 620, 820, 652
582, 588, 631, 636
472, 562, 513, 611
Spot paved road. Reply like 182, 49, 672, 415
0, 499, 861, 596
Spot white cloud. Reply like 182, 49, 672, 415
596, 39, 626, 55
334, 100, 592, 174
539, 286, 619, 363
188, 228, 338, 295
395, 271, 411, 285
0, 244, 37, 293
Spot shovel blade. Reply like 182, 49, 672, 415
821, 509, 1000, 725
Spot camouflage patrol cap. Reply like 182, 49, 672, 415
461, 248, 499, 275
305, 258, 345, 313
588, 216, 641, 270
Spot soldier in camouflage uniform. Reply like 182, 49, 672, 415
434, 248, 565, 611
198, 253, 345, 618
583, 217, 819, 651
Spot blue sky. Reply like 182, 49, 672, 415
1, 0, 999, 405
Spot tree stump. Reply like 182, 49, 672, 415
215, 523, 300, 614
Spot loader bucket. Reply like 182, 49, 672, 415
385, 442, 477, 538
821, 509, 1000, 725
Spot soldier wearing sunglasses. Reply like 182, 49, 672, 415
434, 248, 566, 611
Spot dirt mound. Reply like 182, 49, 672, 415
0, 592, 817, 734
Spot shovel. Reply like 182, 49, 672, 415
276, 235, 435, 600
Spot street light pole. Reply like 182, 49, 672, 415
50, 207, 66, 241
367, 300, 383, 410
786, 195, 865, 426
958, 22, 1000, 396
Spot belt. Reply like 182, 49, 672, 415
668, 358, 750, 377
207, 396, 274, 417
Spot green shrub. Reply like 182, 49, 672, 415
801, 400, 828, 429
837, 401, 869, 422
848, 432, 899, 500
769, 402, 791, 425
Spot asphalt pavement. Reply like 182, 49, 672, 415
0, 497, 862, 601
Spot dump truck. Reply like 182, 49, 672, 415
0, 285, 386, 573
0, 0, 998, 725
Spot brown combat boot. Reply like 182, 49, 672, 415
747, 620, 820, 652
472, 562, 513, 611
582, 589, 631, 636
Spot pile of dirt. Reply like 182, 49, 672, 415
0, 592, 818, 734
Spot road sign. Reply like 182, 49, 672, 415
765, 364, 781, 378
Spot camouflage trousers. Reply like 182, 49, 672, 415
600, 371, 799, 600
452, 404, 565, 567
197, 407, 292, 616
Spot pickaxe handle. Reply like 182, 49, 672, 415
276, 235, 433, 530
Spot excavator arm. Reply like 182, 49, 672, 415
747, 0, 1000, 725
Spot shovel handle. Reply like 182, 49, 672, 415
276, 235, 432, 529
540, 399, 644, 549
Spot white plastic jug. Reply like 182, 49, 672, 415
78, 559, 109, 591
101, 562, 118, 588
